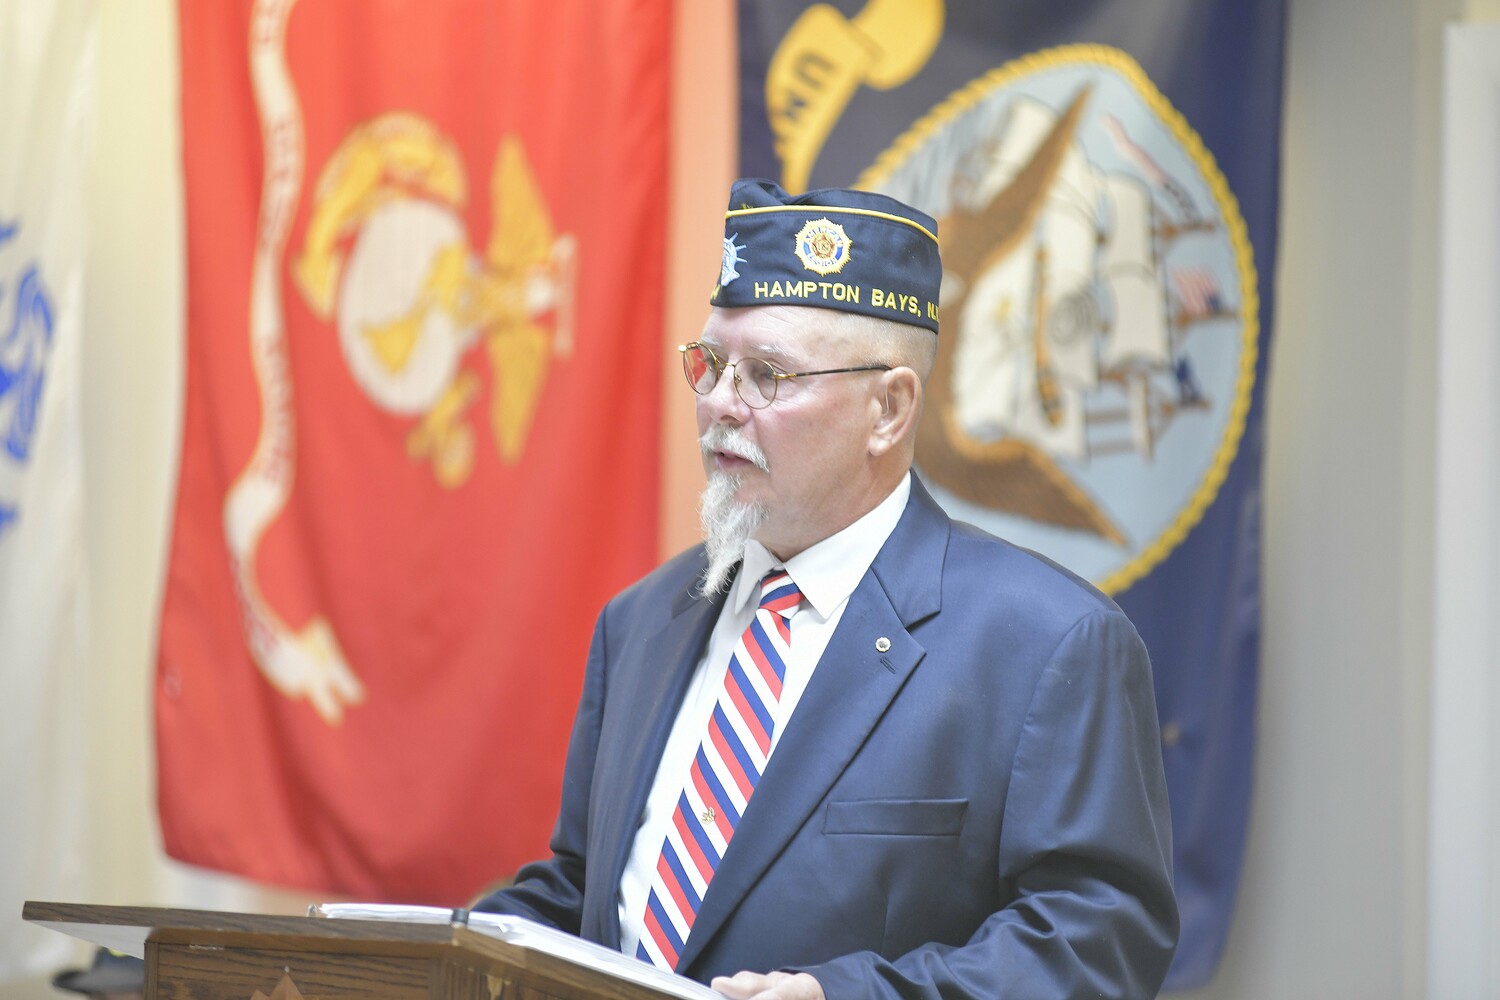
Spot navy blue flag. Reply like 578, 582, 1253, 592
738, 1, 1284, 989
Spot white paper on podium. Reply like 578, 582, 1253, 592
312, 903, 723, 1000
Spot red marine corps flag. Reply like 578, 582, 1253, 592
159, 0, 669, 903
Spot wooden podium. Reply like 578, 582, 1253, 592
23, 901, 697, 1000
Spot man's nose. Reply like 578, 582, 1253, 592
698, 364, 749, 421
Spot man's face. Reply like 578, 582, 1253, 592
694, 306, 878, 560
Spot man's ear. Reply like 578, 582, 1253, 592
868, 367, 921, 456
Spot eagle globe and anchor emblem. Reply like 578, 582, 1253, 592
862, 45, 1258, 593
293, 113, 578, 490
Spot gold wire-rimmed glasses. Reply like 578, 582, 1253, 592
679, 342, 890, 409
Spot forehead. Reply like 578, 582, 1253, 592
700, 306, 837, 361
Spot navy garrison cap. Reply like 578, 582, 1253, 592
711, 178, 941, 334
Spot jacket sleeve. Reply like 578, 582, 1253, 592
470, 605, 611, 934
796, 609, 1179, 1000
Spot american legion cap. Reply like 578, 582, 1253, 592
710, 178, 942, 334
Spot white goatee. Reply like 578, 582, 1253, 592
697, 426, 770, 596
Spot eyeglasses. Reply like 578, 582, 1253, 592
679, 342, 890, 409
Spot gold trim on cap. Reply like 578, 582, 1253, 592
725, 204, 938, 245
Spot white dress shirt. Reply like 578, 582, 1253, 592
617, 472, 912, 957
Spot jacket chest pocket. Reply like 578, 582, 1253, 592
823, 797, 968, 837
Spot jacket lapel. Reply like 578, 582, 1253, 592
677, 478, 950, 972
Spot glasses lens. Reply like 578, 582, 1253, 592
736, 358, 778, 408
682, 345, 717, 394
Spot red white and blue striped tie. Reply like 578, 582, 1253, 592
636, 570, 802, 971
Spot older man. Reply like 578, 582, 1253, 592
474, 180, 1178, 999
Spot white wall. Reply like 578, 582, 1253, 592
1171, 0, 1453, 996
8, 0, 1493, 995
1428, 20, 1500, 1000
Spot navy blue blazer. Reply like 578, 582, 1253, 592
475, 477, 1178, 998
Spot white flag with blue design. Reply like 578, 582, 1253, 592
0, 0, 98, 980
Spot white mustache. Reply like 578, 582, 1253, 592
699, 425, 769, 472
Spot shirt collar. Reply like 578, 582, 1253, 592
730, 472, 912, 620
